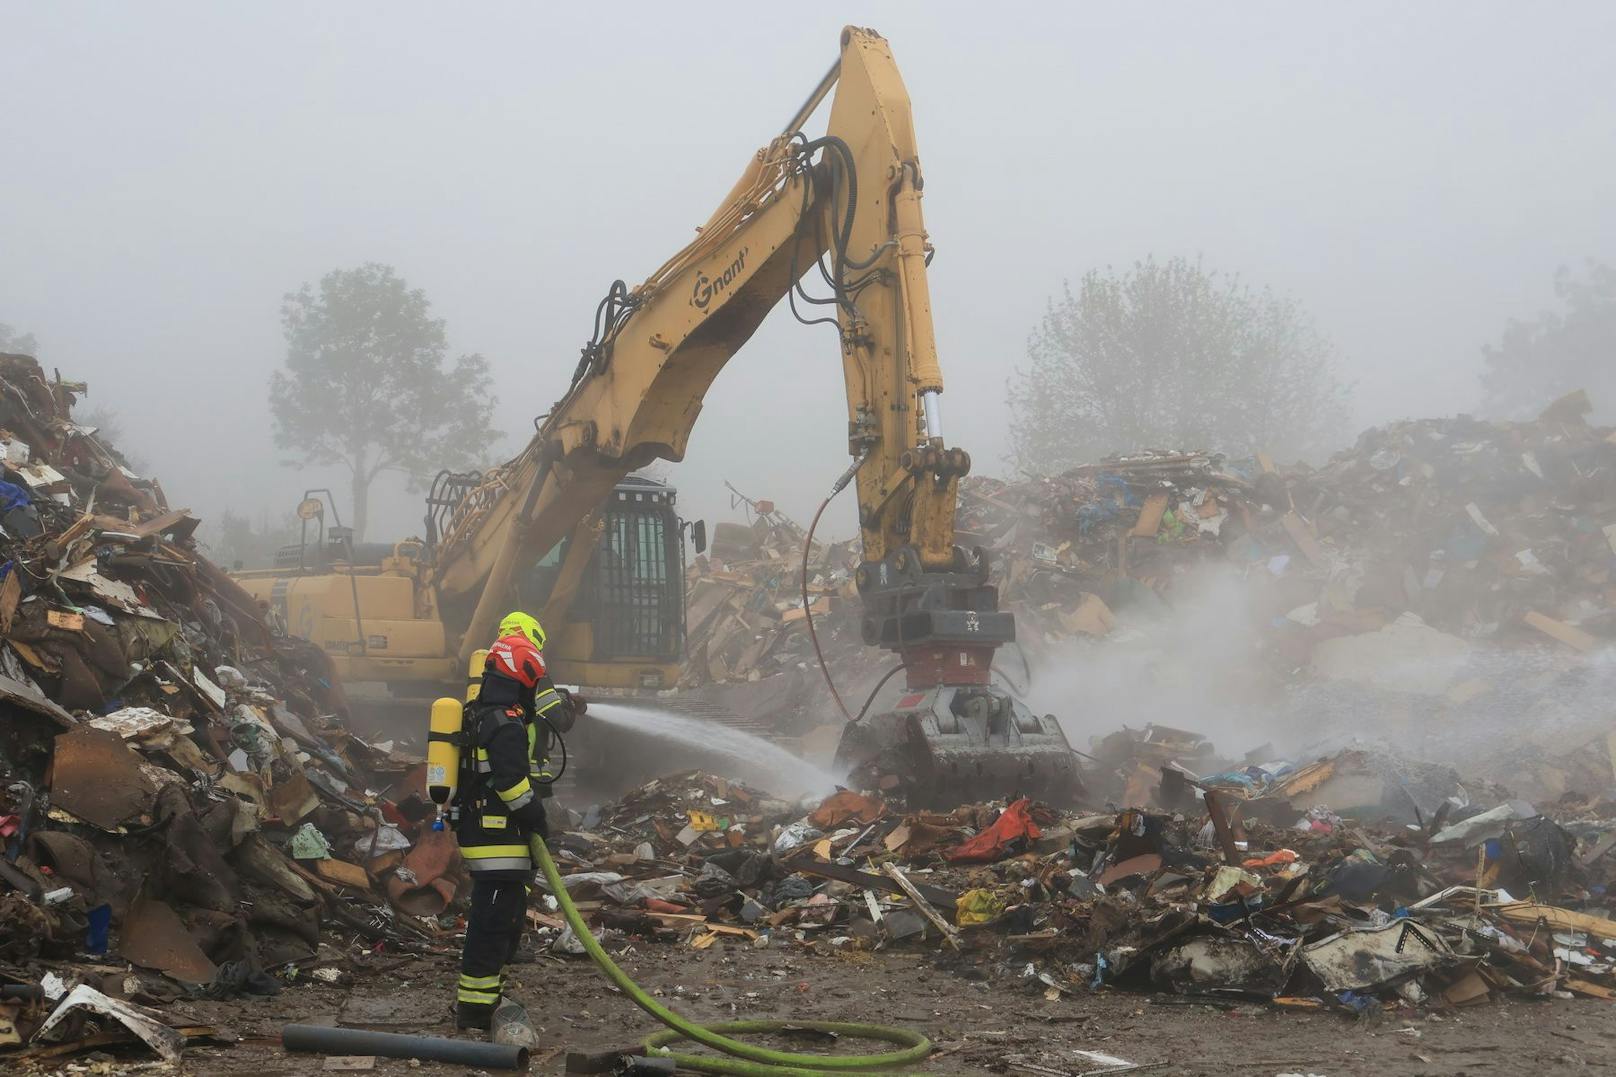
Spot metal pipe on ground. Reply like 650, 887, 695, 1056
281, 1024, 529, 1070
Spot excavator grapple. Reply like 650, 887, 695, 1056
834, 685, 1081, 809
830, 545, 1083, 809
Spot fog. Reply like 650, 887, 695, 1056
3, 2, 1614, 545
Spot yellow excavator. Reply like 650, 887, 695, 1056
240, 26, 1077, 805
237, 472, 691, 698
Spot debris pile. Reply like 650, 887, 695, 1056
0, 353, 453, 1062
682, 492, 865, 691
956, 449, 1266, 641
959, 392, 1616, 658
544, 743, 1616, 1015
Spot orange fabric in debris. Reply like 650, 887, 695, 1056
1242, 849, 1299, 869
808, 790, 887, 829
945, 798, 1042, 863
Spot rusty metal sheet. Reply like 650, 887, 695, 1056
119, 896, 218, 985
50, 727, 157, 830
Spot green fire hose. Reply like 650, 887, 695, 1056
531, 836, 932, 1075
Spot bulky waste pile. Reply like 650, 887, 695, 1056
541, 739, 1616, 1019
0, 353, 460, 1064
949, 388, 1616, 653
682, 490, 863, 690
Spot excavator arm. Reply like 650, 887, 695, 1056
434, 27, 991, 669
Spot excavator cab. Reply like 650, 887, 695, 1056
234, 476, 695, 703
519, 477, 691, 691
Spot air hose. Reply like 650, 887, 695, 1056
530, 835, 931, 1075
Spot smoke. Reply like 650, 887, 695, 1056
1017, 566, 1291, 760
1013, 562, 1616, 799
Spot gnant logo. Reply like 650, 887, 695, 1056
691, 247, 748, 310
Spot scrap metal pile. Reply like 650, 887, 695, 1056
542, 746, 1616, 1015
0, 353, 457, 1061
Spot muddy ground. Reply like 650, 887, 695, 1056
24, 943, 1616, 1076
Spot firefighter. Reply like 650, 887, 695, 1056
454, 611, 579, 1031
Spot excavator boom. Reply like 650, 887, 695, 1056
426, 26, 1078, 806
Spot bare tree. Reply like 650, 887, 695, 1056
1007, 256, 1351, 474
270, 264, 498, 539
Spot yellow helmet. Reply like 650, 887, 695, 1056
498, 610, 546, 650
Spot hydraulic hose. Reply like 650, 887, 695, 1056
802, 494, 855, 723
531, 835, 931, 1074
802, 451, 870, 725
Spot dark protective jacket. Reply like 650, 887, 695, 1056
454, 641, 577, 876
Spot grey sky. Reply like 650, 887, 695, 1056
4, 2, 1614, 544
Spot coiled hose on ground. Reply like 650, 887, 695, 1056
531, 835, 932, 1075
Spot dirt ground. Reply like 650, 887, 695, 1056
29, 941, 1616, 1076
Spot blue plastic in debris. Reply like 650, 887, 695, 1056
1336, 990, 1375, 1014
0, 481, 30, 513
85, 904, 111, 956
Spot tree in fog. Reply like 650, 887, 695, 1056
1481, 260, 1616, 420
1007, 256, 1351, 474
0, 323, 38, 355
270, 264, 497, 539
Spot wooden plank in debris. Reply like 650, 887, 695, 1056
46, 610, 84, 631
789, 857, 958, 908
1523, 611, 1597, 653
1566, 977, 1616, 1000
314, 857, 372, 890
1280, 511, 1325, 567
881, 862, 961, 950
0, 570, 19, 635
1494, 902, 1616, 940
45, 513, 96, 560
643, 912, 757, 938
527, 909, 567, 931
1131, 493, 1169, 537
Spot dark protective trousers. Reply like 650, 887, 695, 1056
456, 875, 527, 1027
